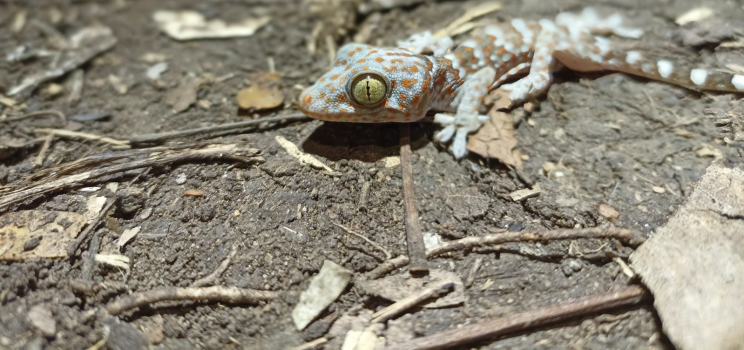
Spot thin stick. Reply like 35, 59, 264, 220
386, 285, 647, 350
68, 198, 116, 257
465, 257, 483, 288
2, 110, 67, 126
291, 337, 328, 350
129, 113, 310, 147
104, 286, 279, 316
190, 243, 239, 288
371, 282, 454, 323
0, 144, 262, 209
35, 128, 129, 147
334, 223, 392, 260
399, 124, 428, 274
34, 133, 54, 166
365, 227, 644, 280
81, 229, 103, 281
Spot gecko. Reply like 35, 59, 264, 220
298, 7, 744, 159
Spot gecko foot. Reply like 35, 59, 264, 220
434, 112, 490, 159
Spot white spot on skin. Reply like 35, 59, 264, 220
690, 69, 708, 85
657, 60, 673, 78
733, 75, 744, 90
511, 18, 534, 44
642, 63, 654, 73
460, 39, 478, 48
626, 51, 642, 65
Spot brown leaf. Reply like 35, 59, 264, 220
236, 72, 284, 111
466, 89, 522, 169
164, 78, 202, 113
183, 189, 204, 197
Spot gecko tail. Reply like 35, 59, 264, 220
604, 51, 744, 93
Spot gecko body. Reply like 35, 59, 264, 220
299, 8, 744, 158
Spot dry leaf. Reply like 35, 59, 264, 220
164, 78, 202, 113
85, 196, 107, 224
292, 260, 352, 330
95, 254, 130, 271
153, 11, 270, 41
118, 226, 141, 248
0, 211, 86, 260
631, 164, 744, 350
467, 90, 522, 169
356, 269, 465, 308
237, 72, 284, 111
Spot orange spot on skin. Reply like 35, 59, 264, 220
331, 74, 339, 80
363, 66, 369, 70
476, 38, 482, 44
398, 103, 405, 110
325, 97, 331, 103
487, 35, 496, 41
355, 47, 363, 52
319, 77, 326, 82
345, 65, 352, 70
410, 66, 419, 73
391, 80, 397, 89
348, 51, 355, 57
325, 83, 332, 88
498, 47, 506, 55
399, 93, 406, 101
302, 94, 313, 105
340, 108, 347, 113
341, 60, 347, 65
351, 69, 358, 74
455, 53, 463, 59
412, 95, 420, 104
357, 59, 366, 63
402, 79, 412, 88
336, 94, 346, 101
329, 87, 336, 93
426, 60, 433, 71
383, 66, 392, 73
375, 57, 384, 63
319, 92, 326, 98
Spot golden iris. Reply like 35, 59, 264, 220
349, 73, 388, 106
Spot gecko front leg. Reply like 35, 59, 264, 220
434, 66, 496, 159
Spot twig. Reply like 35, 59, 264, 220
68, 69, 85, 107
464, 257, 483, 288
68, 279, 129, 296
1, 110, 67, 126
334, 223, 392, 260
35, 128, 129, 147
104, 286, 279, 316
0, 144, 262, 209
68, 198, 116, 257
399, 124, 428, 274
34, 133, 54, 166
129, 113, 310, 147
365, 227, 645, 280
371, 282, 454, 323
191, 243, 239, 288
385, 285, 648, 350
82, 228, 103, 281
358, 181, 370, 211
291, 337, 328, 350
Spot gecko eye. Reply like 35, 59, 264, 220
349, 72, 388, 107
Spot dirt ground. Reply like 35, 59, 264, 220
1, 0, 742, 349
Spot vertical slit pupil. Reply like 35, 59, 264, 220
365, 79, 371, 101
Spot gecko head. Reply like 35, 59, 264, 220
299, 43, 436, 123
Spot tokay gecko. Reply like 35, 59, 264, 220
299, 8, 744, 158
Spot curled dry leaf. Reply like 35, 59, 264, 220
292, 260, 352, 330
467, 89, 522, 169
164, 78, 202, 113
236, 72, 284, 111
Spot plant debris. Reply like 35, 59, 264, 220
292, 260, 352, 331
357, 269, 464, 308
236, 72, 284, 111
9, 26, 117, 96
0, 210, 86, 260
467, 90, 522, 168
631, 164, 744, 350
153, 10, 271, 41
